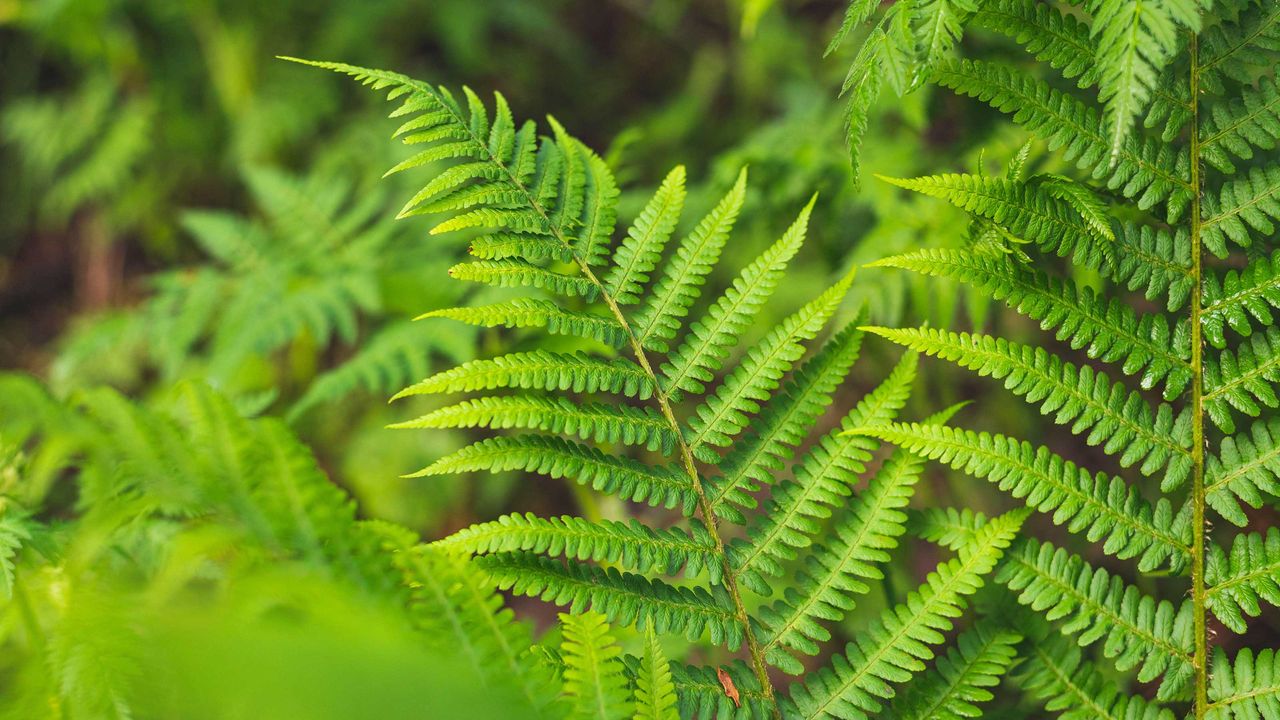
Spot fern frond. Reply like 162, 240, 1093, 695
421, 299, 627, 347
632, 631, 679, 720
854, 422, 1191, 571
448, 259, 597, 298
706, 325, 864, 516
998, 539, 1195, 699
727, 351, 916, 585
1204, 326, 1280, 434
877, 173, 1114, 269
1202, 250, 1280, 348
1015, 632, 1177, 720
687, 271, 854, 461
1199, 2, 1280, 95
1090, 0, 1182, 160
660, 197, 814, 396
394, 544, 560, 715
1206, 417, 1280, 525
1202, 166, 1280, 257
864, 326, 1194, 490
560, 612, 634, 720
391, 396, 677, 454
1206, 528, 1280, 634
931, 58, 1193, 218
410, 436, 696, 514
758, 407, 960, 674
972, 0, 1097, 87
1113, 225, 1193, 311
909, 507, 989, 552
435, 513, 721, 583
871, 249, 1194, 398
1201, 75, 1280, 173
1207, 647, 1280, 720
633, 170, 747, 350
605, 166, 686, 305
782, 510, 1025, 720
0, 511, 31, 599
478, 553, 743, 648
658, 660, 770, 720
882, 620, 1022, 720
393, 351, 655, 400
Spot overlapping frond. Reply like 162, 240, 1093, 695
870, 249, 1194, 398
478, 553, 743, 648
864, 326, 1193, 489
854, 423, 1191, 571
632, 631, 679, 720
434, 513, 721, 583
882, 620, 1022, 720
1015, 633, 1177, 720
998, 539, 1195, 699
930, 58, 1194, 219
727, 351, 916, 586
560, 612, 634, 720
782, 510, 1025, 720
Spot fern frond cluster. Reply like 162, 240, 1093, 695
844, 0, 1280, 717
294, 56, 1041, 718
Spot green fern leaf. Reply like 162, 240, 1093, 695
972, 0, 1098, 87
448, 259, 597, 298
727, 351, 916, 587
864, 326, 1194, 490
871, 249, 1194, 398
606, 166, 686, 305
661, 196, 814, 396
908, 507, 988, 551
686, 270, 854, 461
434, 513, 721, 583
1207, 646, 1280, 720
393, 351, 655, 400
1202, 250, 1280, 348
420, 299, 627, 347
1201, 75, 1280, 173
1015, 632, 1177, 720
877, 173, 1114, 269
855, 422, 1191, 571
632, 631, 679, 720
410, 436, 696, 514
999, 540, 1195, 698
478, 553, 742, 648
1206, 527, 1280, 634
1113, 225, 1194, 311
1204, 326, 1280, 433
1202, 166, 1280, 257
633, 169, 747, 350
757, 404, 963, 675
931, 58, 1194, 218
560, 612, 634, 720
391, 396, 677, 454
706, 324, 864, 516
1206, 417, 1280, 525
1090, 0, 1181, 161
882, 620, 1022, 720
782, 509, 1026, 720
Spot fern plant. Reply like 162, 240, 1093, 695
838, 1, 1280, 718
293, 57, 1038, 719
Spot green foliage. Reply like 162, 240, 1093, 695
848, 1, 1280, 717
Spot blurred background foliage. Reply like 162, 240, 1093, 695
0, 0, 1094, 715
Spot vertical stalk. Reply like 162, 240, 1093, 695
582, 263, 781, 717
1188, 32, 1209, 720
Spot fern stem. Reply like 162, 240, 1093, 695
1188, 31, 1210, 720
585, 262, 782, 716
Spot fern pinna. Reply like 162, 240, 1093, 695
832, 1, 1280, 718
294, 57, 1030, 718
